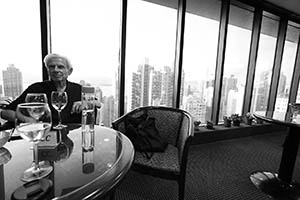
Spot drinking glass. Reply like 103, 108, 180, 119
25, 93, 48, 103
55, 129, 72, 163
15, 102, 53, 182
25, 93, 49, 148
51, 91, 68, 129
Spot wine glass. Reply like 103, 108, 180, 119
15, 102, 53, 182
55, 128, 73, 163
25, 93, 48, 103
51, 91, 68, 129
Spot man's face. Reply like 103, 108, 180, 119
46, 58, 72, 82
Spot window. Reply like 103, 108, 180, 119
274, 21, 300, 120
0, 0, 42, 100
219, 3, 254, 120
50, 0, 121, 126
125, 0, 178, 112
181, 0, 221, 122
251, 12, 279, 113
4, 0, 300, 129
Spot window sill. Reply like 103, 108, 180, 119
191, 123, 288, 145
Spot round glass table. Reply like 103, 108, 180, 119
0, 124, 134, 200
251, 111, 300, 199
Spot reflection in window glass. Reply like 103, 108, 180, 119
219, 4, 253, 120
274, 22, 300, 120
0, 1, 42, 100
50, 0, 121, 127
182, 0, 221, 123
251, 12, 279, 113
125, 0, 178, 112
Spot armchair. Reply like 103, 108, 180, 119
112, 106, 194, 200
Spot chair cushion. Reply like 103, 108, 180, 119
134, 144, 180, 174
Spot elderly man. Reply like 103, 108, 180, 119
1, 53, 86, 125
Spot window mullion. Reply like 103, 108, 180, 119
242, 7, 262, 115
266, 17, 288, 117
286, 31, 300, 118
211, 0, 230, 124
173, 0, 186, 108
40, 0, 49, 81
118, 0, 127, 117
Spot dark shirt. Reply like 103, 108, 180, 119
5, 80, 82, 124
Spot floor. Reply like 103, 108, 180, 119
114, 131, 300, 200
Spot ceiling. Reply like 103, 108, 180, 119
265, 0, 300, 16
145, 0, 300, 19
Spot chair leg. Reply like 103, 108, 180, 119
178, 180, 185, 200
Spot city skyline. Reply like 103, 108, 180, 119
0, 55, 297, 125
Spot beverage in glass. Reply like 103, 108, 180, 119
81, 86, 95, 151
16, 102, 53, 182
51, 91, 68, 129
25, 93, 48, 103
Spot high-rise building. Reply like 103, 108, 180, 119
161, 66, 174, 107
131, 72, 141, 110
220, 74, 238, 117
277, 72, 287, 98
151, 70, 162, 105
131, 59, 181, 109
185, 95, 206, 122
255, 70, 272, 111
131, 58, 152, 110
2, 64, 23, 99
102, 95, 115, 127
140, 58, 152, 106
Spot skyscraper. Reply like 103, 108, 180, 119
255, 70, 272, 111
131, 58, 152, 110
131, 72, 141, 110
151, 70, 162, 105
161, 66, 174, 107
2, 64, 23, 99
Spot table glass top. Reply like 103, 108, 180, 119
0, 125, 134, 200
254, 110, 300, 127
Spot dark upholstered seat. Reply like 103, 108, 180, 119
112, 106, 194, 200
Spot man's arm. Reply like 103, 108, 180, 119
1, 109, 16, 123
1, 83, 38, 123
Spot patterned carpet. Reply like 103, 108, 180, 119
114, 131, 300, 200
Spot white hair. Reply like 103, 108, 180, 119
43, 53, 72, 69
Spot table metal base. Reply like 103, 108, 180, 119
250, 171, 300, 200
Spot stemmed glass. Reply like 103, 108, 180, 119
55, 128, 72, 163
51, 91, 68, 129
25, 93, 48, 103
15, 102, 53, 182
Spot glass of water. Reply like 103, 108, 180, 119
15, 102, 52, 182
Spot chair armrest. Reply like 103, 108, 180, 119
177, 113, 194, 164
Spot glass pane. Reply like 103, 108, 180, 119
251, 12, 279, 113
219, 4, 253, 120
50, 0, 121, 127
274, 22, 300, 120
125, 0, 178, 112
297, 87, 300, 102
0, 0, 42, 100
182, 0, 221, 123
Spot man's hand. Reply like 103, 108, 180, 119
71, 100, 102, 114
71, 101, 82, 114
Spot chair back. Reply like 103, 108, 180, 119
112, 106, 193, 155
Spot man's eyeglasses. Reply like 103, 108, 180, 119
47, 65, 66, 70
